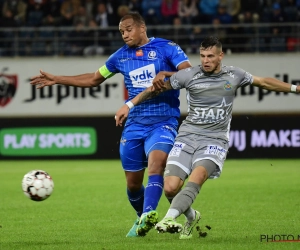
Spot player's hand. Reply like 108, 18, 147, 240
115, 105, 129, 127
30, 70, 56, 89
152, 71, 166, 90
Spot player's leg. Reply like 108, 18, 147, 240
135, 150, 168, 236
164, 178, 197, 232
158, 160, 216, 235
125, 170, 145, 216
171, 163, 212, 216
120, 126, 147, 237
144, 149, 167, 210
155, 139, 192, 233
136, 124, 177, 236
124, 170, 145, 237
178, 160, 217, 239
155, 174, 185, 233
175, 137, 228, 239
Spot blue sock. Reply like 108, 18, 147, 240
143, 175, 163, 213
127, 186, 144, 217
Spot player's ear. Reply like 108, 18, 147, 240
219, 51, 224, 60
140, 24, 146, 33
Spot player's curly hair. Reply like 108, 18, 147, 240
201, 36, 222, 50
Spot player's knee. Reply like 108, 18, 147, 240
127, 182, 143, 192
164, 184, 179, 197
148, 160, 166, 175
164, 179, 181, 197
147, 150, 168, 175
125, 171, 144, 192
126, 176, 143, 191
189, 168, 208, 186
197, 171, 207, 184
190, 161, 217, 185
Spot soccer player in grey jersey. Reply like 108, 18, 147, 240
115, 36, 300, 239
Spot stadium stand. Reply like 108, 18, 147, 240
0, 0, 299, 56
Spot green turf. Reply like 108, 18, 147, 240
0, 159, 299, 250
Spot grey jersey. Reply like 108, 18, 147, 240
170, 65, 253, 141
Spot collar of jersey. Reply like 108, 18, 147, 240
138, 37, 155, 48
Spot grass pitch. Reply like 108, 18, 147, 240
0, 159, 299, 250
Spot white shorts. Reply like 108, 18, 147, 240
166, 133, 228, 179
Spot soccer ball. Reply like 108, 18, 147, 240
22, 170, 54, 201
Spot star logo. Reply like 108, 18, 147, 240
191, 98, 233, 124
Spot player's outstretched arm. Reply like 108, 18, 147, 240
115, 80, 173, 126
30, 69, 106, 89
252, 76, 300, 93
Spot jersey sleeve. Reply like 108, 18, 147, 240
104, 53, 119, 74
235, 67, 253, 87
164, 41, 189, 69
169, 68, 191, 90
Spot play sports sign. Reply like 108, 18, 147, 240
0, 127, 97, 156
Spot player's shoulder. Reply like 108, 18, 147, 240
177, 65, 200, 77
222, 65, 245, 74
221, 65, 252, 80
191, 65, 202, 72
107, 44, 129, 59
182, 65, 200, 73
151, 37, 180, 48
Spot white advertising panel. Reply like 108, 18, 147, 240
0, 54, 299, 117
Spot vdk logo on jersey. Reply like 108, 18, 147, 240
148, 51, 157, 60
0, 71, 18, 108
129, 64, 156, 88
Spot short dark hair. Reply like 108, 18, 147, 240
200, 36, 222, 50
120, 12, 145, 26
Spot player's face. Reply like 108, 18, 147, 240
119, 18, 146, 47
200, 46, 224, 74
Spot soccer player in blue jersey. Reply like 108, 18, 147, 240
30, 12, 192, 237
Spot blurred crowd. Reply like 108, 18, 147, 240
0, 0, 300, 56
1, 0, 300, 27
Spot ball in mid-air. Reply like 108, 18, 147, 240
22, 170, 54, 201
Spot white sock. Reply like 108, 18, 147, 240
165, 208, 180, 219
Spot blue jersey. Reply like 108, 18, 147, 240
105, 37, 189, 121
